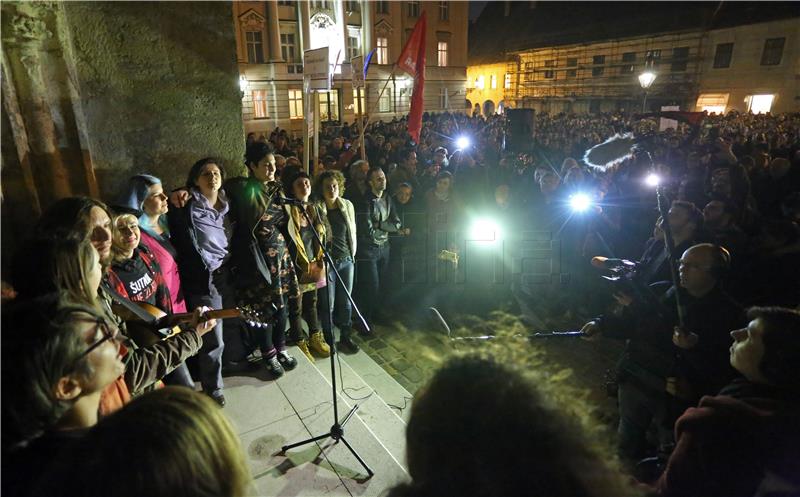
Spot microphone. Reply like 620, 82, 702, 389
591, 256, 635, 271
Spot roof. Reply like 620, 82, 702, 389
468, 1, 800, 65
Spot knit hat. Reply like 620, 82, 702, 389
116, 174, 162, 216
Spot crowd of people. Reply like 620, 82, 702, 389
2, 107, 799, 496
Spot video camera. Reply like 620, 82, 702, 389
591, 256, 666, 318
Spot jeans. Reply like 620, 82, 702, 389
163, 362, 194, 388
186, 267, 235, 395
355, 243, 390, 323
318, 257, 355, 344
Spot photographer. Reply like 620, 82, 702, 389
581, 243, 744, 466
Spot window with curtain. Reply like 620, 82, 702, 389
252, 90, 268, 118
377, 37, 388, 64
438, 41, 448, 67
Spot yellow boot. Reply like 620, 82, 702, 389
296, 339, 314, 363
309, 331, 331, 357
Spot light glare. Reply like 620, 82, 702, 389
569, 193, 592, 213
456, 136, 470, 149
470, 218, 500, 242
645, 173, 661, 187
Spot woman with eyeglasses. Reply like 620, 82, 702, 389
17, 198, 217, 406
116, 174, 187, 315
2, 294, 128, 495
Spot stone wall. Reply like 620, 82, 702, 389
60, 1, 246, 194
1, 1, 244, 261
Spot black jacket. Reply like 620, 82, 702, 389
224, 176, 274, 289
599, 284, 744, 399
356, 191, 402, 247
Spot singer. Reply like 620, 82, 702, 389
227, 142, 300, 378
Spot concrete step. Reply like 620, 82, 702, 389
308, 347, 413, 467
221, 345, 410, 497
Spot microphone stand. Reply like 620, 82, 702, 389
280, 197, 374, 478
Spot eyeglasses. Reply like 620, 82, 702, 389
678, 260, 713, 271
72, 315, 122, 363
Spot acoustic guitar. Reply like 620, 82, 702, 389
114, 301, 264, 347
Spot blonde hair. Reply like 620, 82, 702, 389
54, 238, 102, 308
64, 387, 252, 497
111, 213, 140, 263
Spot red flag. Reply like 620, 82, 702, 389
396, 11, 426, 142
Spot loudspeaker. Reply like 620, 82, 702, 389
506, 108, 535, 152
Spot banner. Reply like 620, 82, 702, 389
396, 11, 427, 142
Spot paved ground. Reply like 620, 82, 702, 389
352, 307, 626, 428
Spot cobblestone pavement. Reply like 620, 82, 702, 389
352, 309, 626, 428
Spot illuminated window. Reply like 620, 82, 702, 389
490, 74, 497, 89
475, 75, 485, 89
288, 89, 303, 119
696, 93, 729, 114
252, 90, 268, 118
747, 94, 774, 114
438, 42, 448, 67
504, 73, 511, 89
376, 37, 388, 64
318, 90, 340, 121
245, 31, 265, 64
352, 88, 365, 115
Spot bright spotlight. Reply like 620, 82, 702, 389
569, 193, 593, 213
645, 173, 661, 187
456, 136, 470, 149
469, 218, 500, 242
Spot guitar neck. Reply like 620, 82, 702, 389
162, 309, 240, 326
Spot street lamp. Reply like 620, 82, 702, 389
638, 70, 656, 112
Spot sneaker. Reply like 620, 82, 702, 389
338, 336, 360, 354
277, 350, 297, 371
264, 356, 285, 378
309, 331, 331, 357
296, 339, 314, 363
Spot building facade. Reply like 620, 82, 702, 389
468, 17, 798, 116
233, 0, 469, 138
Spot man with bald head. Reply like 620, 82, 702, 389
581, 243, 744, 465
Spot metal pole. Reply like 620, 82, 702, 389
313, 91, 320, 173
642, 90, 648, 113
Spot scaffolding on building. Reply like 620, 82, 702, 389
505, 31, 705, 113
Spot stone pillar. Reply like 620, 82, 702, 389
361, 0, 373, 55
267, 0, 283, 62
2, 3, 73, 206
299, 1, 310, 55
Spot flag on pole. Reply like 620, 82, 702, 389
363, 48, 376, 80
396, 11, 427, 142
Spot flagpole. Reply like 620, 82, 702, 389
362, 64, 398, 134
